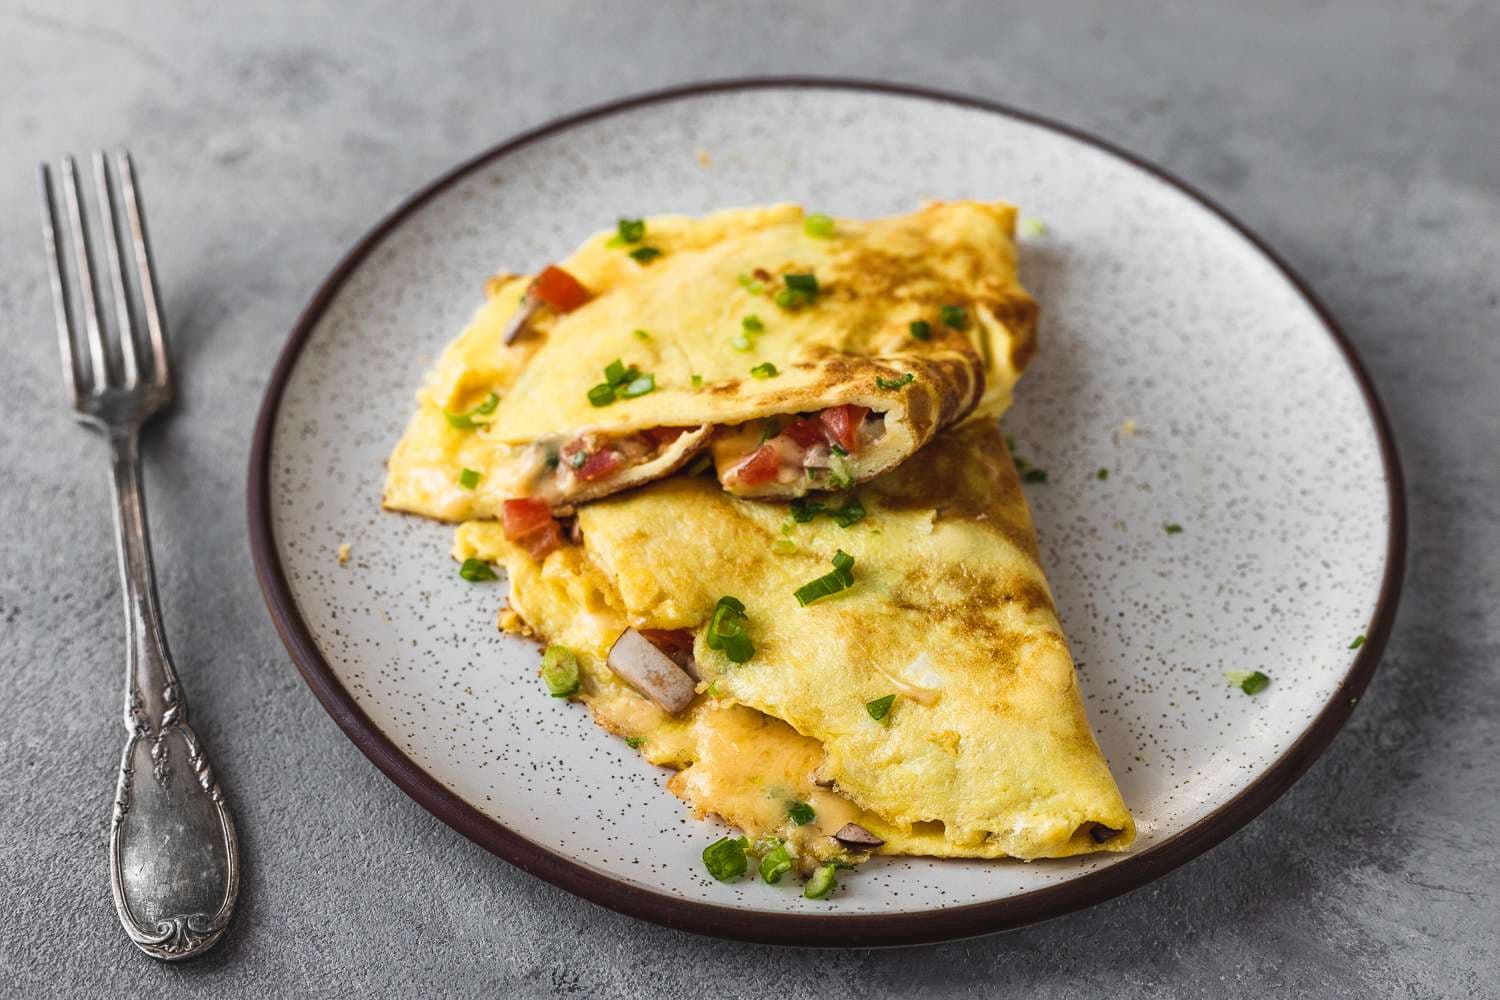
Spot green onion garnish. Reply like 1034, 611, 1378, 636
876, 372, 915, 390
787, 801, 815, 826
803, 863, 837, 899
790, 496, 865, 527
909, 319, 932, 341
1097, 468, 1109, 480
827, 452, 854, 490
1164, 522, 1183, 534
633, 328, 652, 341
702, 836, 749, 881
794, 550, 855, 606
706, 595, 755, 663
742, 314, 764, 333
758, 842, 794, 883
691, 373, 704, 389
750, 362, 778, 379
939, 304, 968, 330
629, 246, 662, 264
444, 392, 500, 429
615, 217, 645, 244
784, 273, 819, 295
604, 359, 629, 384
459, 557, 497, 582
587, 383, 616, 407
1023, 468, 1048, 483
1349, 634, 1366, 649
624, 735, 645, 749
865, 694, 895, 722
1226, 670, 1271, 695
568, 450, 588, 470
803, 213, 835, 238
620, 373, 656, 398
458, 468, 481, 490
540, 645, 580, 697
738, 273, 765, 295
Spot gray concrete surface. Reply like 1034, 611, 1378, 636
1, 1, 1496, 996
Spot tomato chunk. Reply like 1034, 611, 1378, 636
501, 497, 554, 541
780, 417, 827, 448
819, 404, 868, 454
575, 448, 625, 482
530, 265, 591, 312
520, 519, 563, 560
730, 443, 780, 486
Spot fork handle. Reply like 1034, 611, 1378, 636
105, 427, 240, 960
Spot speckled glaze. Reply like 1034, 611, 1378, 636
251, 83, 1399, 941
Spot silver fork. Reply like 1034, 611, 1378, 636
39, 152, 240, 961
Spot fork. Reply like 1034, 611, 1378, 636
38, 152, 240, 961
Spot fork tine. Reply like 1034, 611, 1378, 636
116, 152, 170, 392
93, 151, 140, 389
38, 164, 81, 406
59, 156, 112, 388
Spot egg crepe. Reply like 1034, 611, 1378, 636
456, 418, 1134, 863
384, 202, 1037, 519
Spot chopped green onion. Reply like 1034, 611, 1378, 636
540, 645, 580, 697
616, 217, 646, 244
1097, 468, 1109, 480
772, 537, 798, 555
784, 273, 819, 295
830, 443, 847, 457
774, 287, 807, 310
458, 468, 481, 490
1164, 522, 1183, 534
624, 735, 645, 749
742, 314, 764, 333
706, 595, 755, 663
787, 801, 816, 826
1349, 634, 1366, 649
803, 213, 835, 238
1021, 217, 1047, 237
803, 863, 837, 899
568, 450, 588, 470
620, 373, 656, 398
444, 392, 500, 429
939, 304, 968, 329
865, 694, 895, 722
587, 383, 616, 407
758, 842, 794, 883
789, 496, 865, 527
459, 557, 497, 582
909, 319, 932, 341
702, 836, 749, 881
1023, 468, 1048, 483
794, 550, 855, 607
629, 246, 662, 264
604, 359, 629, 385
738, 273, 765, 295
1236, 670, 1270, 695
750, 362, 778, 379
876, 372, 915, 390
1005, 434, 1017, 452
691, 373, 704, 389
827, 452, 854, 490
633, 328, 652, 341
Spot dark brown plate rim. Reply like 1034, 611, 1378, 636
246, 76, 1406, 948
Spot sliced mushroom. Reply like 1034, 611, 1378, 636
1089, 823, 1122, 844
608, 627, 697, 715
832, 823, 885, 848
500, 295, 540, 345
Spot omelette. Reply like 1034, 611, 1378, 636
384, 202, 1037, 522
455, 418, 1135, 869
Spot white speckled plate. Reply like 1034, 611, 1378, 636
248, 80, 1403, 946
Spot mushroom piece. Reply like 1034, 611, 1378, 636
607, 627, 697, 715
832, 823, 885, 849
1089, 823, 1122, 844
500, 295, 541, 345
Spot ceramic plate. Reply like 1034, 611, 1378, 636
248, 80, 1403, 946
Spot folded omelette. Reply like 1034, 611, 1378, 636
385, 202, 1037, 517
455, 418, 1134, 866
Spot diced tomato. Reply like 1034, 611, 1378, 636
640, 628, 696, 670
642, 426, 688, 447
730, 443, 781, 486
501, 497, 554, 542
575, 448, 625, 482
530, 265, 591, 312
819, 404, 869, 455
781, 417, 827, 448
520, 519, 563, 560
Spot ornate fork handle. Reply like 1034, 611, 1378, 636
106, 427, 239, 960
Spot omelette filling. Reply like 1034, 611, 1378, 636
512, 425, 708, 507
712, 405, 888, 494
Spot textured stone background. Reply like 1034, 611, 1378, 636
1, 1, 1496, 996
